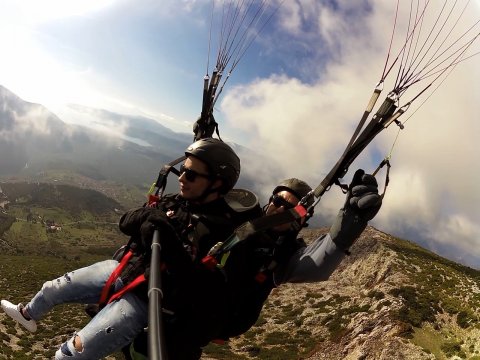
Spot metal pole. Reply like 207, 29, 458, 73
148, 229, 167, 360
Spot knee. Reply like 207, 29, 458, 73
41, 273, 70, 304
55, 335, 83, 359
73, 336, 83, 352
40, 280, 58, 306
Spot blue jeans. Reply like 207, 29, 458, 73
25, 260, 148, 359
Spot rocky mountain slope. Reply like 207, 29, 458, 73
202, 227, 480, 360
1, 221, 479, 359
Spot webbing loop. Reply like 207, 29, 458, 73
334, 179, 349, 194
372, 158, 391, 199
147, 287, 164, 299
218, 251, 231, 268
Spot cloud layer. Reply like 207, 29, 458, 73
0, 0, 478, 268
220, 0, 480, 268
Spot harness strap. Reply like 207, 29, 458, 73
153, 155, 186, 199
201, 205, 307, 270
107, 274, 147, 304
245, 204, 307, 235
313, 96, 397, 199
99, 250, 134, 307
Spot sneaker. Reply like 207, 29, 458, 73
1, 300, 37, 332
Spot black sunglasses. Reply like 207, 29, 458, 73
179, 164, 212, 182
271, 194, 296, 210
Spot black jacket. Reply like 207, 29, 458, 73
118, 194, 262, 359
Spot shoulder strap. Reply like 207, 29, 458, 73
152, 156, 186, 199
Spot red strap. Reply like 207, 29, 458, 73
147, 194, 159, 207
99, 250, 134, 306
201, 255, 218, 270
211, 339, 226, 345
107, 274, 146, 304
255, 272, 267, 283
293, 204, 307, 218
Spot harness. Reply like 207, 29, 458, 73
99, 190, 262, 308
98, 250, 147, 307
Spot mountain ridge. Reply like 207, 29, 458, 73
0, 85, 266, 198
0, 85, 188, 186
202, 227, 480, 360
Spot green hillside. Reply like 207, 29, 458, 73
1, 182, 123, 216
0, 183, 131, 359
0, 182, 127, 259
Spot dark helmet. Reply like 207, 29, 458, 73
273, 178, 314, 207
185, 138, 240, 194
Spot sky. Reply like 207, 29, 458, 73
0, 0, 479, 268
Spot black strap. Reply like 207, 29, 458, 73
154, 156, 186, 197
372, 158, 391, 199
209, 205, 308, 257
196, 68, 223, 142
193, 114, 222, 142
314, 95, 398, 199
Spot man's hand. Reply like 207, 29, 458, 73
330, 169, 382, 251
119, 207, 175, 251
120, 207, 193, 278
141, 210, 173, 241
348, 169, 382, 221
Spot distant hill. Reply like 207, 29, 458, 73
0, 182, 126, 259
0, 182, 122, 217
0, 85, 267, 202
0, 85, 189, 186
62, 104, 193, 151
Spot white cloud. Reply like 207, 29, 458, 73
221, 0, 480, 263
432, 214, 480, 249
0, 0, 210, 134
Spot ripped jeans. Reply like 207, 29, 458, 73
24, 260, 148, 359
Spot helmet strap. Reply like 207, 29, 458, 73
189, 178, 223, 204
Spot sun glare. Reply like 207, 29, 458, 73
17, 0, 115, 24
